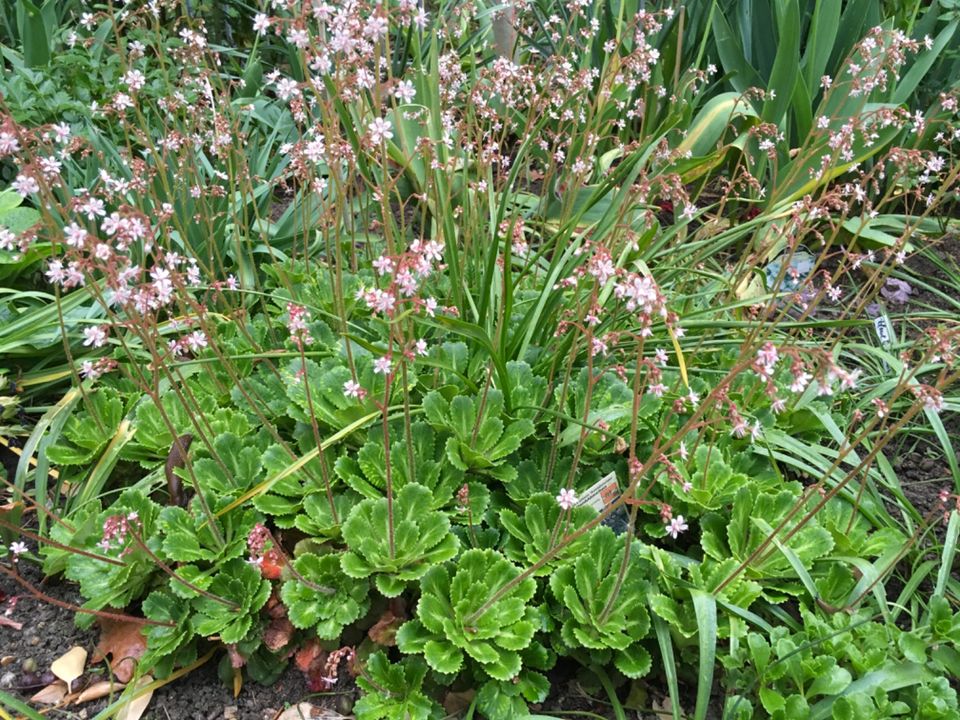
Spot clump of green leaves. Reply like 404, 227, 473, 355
396, 549, 538, 680
549, 527, 654, 678
341, 482, 460, 596
281, 552, 369, 639
354, 652, 442, 720
422, 389, 534, 481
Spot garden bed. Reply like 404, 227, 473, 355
1, 2, 959, 720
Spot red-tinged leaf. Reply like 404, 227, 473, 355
367, 610, 403, 647
226, 644, 246, 669
260, 549, 284, 580
294, 638, 325, 674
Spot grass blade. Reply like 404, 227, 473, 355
934, 510, 959, 599
653, 616, 681, 720
691, 590, 717, 720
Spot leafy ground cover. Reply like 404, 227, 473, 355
1, 1, 960, 719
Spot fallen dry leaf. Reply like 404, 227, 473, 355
75, 679, 125, 704
50, 646, 87, 692
92, 617, 148, 683
116, 675, 153, 720
274, 704, 347, 720
653, 696, 684, 720
263, 615, 294, 652
30, 680, 67, 705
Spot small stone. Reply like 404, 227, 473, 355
0, 671, 16, 689
336, 694, 354, 714
78, 710, 87, 720
224, 706, 239, 720
21, 658, 37, 673
0, 656, 14, 666
27, 635, 40, 646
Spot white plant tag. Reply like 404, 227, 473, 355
576, 471, 629, 532
873, 314, 892, 348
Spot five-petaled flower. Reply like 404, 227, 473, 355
556, 488, 578, 510
665, 515, 688, 539
368, 117, 393, 144
9, 541, 28, 561
343, 380, 365, 399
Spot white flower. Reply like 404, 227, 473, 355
0, 227, 15, 252
253, 13, 271, 34
275, 77, 300, 101
373, 356, 392, 375
83, 324, 108, 348
9, 541, 28, 556
393, 80, 416, 103
343, 380, 364, 398
665, 515, 688, 539
64, 222, 88, 248
556, 488, 578, 510
368, 117, 393, 144
12, 174, 39, 196
123, 69, 146, 91
373, 255, 394, 276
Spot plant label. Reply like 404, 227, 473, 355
576, 471, 629, 534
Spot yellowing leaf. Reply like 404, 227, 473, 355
75, 680, 125, 704
116, 675, 154, 720
50, 646, 87, 691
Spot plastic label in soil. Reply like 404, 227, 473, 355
576, 471, 629, 534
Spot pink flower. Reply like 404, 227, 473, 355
556, 488, 578, 510
253, 13, 271, 34
374, 356, 392, 375
343, 380, 365, 399
287, 303, 313, 348
665, 515, 688, 539
83, 324, 108, 348
368, 117, 393, 144
373, 255, 394, 276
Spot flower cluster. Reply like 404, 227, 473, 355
98, 512, 140, 555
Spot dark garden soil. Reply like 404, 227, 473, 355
0, 562, 316, 720
892, 232, 960, 518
